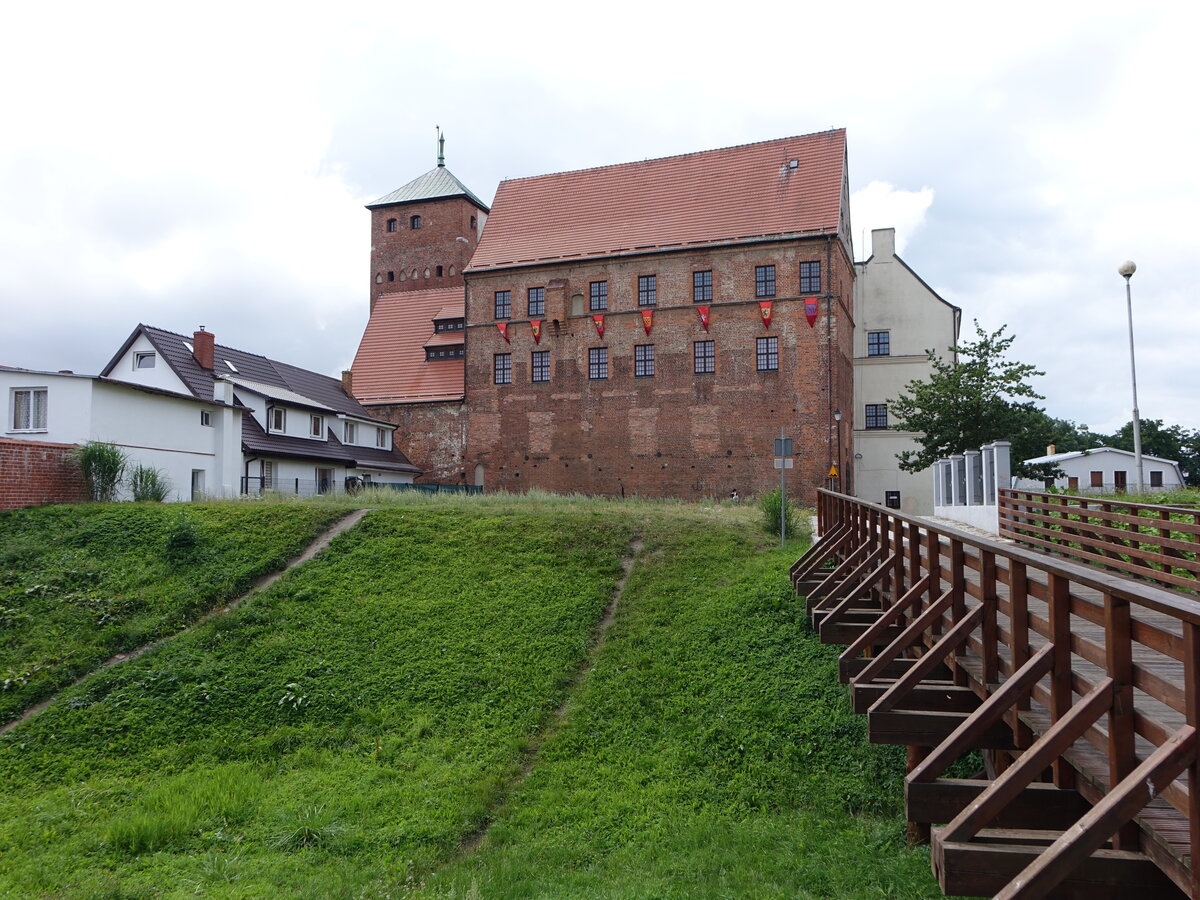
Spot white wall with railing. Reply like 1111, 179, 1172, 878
932, 441, 1011, 533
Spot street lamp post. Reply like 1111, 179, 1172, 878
1119, 260, 1143, 494
833, 408, 843, 494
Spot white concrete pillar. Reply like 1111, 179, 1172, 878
950, 454, 965, 506
982, 445, 996, 505
965, 450, 981, 505
992, 441, 1012, 496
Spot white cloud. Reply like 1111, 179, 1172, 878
850, 182, 935, 258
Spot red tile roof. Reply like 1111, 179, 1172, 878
350, 287, 465, 404
467, 130, 846, 272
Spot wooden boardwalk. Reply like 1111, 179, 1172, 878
795, 491, 1200, 899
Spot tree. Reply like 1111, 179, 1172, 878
888, 322, 1048, 474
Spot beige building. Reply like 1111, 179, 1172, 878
852, 228, 960, 513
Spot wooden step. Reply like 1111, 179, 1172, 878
906, 778, 1090, 831
869, 709, 1017, 749
853, 682, 979, 715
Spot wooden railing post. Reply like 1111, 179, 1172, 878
1186, 621, 1200, 898
1048, 573, 1075, 789
980, 550, 998, 687
1104, 590, 1137, 850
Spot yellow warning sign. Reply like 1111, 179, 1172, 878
828, 465, 839, 478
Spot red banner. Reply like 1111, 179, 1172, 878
531, 319, 542, 343
804, 298, 818, 328
696, 305, 711, 332
641, 309, 653, 335
497, 322, 509, 343
592, 314, 605, 339
759, 300, 773, 329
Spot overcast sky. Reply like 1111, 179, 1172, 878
2, 1, 1195, 434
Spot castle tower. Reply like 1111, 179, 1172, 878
366, 130, 490, 311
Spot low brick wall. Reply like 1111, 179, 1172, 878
0, 438, 87, 509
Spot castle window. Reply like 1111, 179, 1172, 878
436, 265, 443, 277
589, 281, 608, 312
494, 353, 512, 385
425, 346, 464, 361
434, 319, 464, 333
800, 261, 822, 293
865, 404, 888, 429
494, 290, 511, 319
410, 215, 422, 230
635, 344, 655, 377
386, 218, 397, 232
694, 341, 715, 375
693, 270, 712, 303
756, 336, 778, 371
638, 275, 657, 306
531, 350, 551, 383
867, 330, 890, 356
387, 271, 395, 282
528, 286, 545, 317
755, 265, 776, 298
470, 215, 477, 230
588, 347, 608, 380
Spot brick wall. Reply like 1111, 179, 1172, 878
463, 236, 855, 504
369, 195, 485, 310
0, 438, 87, 509
367, 400, 470, 485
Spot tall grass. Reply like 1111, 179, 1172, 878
74, 442, 126, 502
128, 464, 171, 502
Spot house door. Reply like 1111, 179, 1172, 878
316, 468, 334, 495
1113, 470, 1127, 493
191, 469, 205, 501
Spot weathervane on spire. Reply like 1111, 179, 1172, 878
437, 126, 445, 167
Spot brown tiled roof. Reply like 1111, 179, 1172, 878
433, 304, 465, 320
241, 416, 420, 473
423, 332, 465, 348
351, 287, 466, 404
467, 130, 846, 272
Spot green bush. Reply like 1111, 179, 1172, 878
759, 486, 797, 537
75, 442, 127, 502
128, 464, 171, 502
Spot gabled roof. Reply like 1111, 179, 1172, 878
1025, 446, 1182, 467
467, 129, 847, 272
367, 165, 490, 211
350, 287, 466, 405
102, 325, 387, 423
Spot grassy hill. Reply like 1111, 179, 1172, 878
0, 496, 942, 898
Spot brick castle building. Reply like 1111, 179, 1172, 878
351, 130, 855, 503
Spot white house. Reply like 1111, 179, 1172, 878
101, 325, 421, 496
1016, 446, 1185, 494
2, 324, 421, 504
852, 228, 961, 514
2, 365, 240, 502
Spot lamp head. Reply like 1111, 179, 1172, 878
1118, 260, 1136, 280
833, 408, 842, 422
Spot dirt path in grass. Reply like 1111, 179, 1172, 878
0, 508, 369, 737
460, 536, 644, 855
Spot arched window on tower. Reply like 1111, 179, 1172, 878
410, 215, 422, 230
470, 215, 477, 231
386, 218, 397, 232
387, 271, 395, 282
436, 265, 443, 277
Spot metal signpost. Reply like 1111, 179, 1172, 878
774, 430, 793, 546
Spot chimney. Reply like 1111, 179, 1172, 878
1047, 444, 1057, 456
871, 228, 896, 259
193, 327, 215, 370
341, 369, 354, 396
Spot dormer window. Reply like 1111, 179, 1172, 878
269, 407, 286, 433
410, 215, 422, 230
434, 318, 465, 333
310, 414, 324, 437
344, 421, 358, 444
376, 427, 388, 449
134, 352, 155, 369
425, 346, 464, 361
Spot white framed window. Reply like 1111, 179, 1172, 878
310, 415, 324, 437
200, 410, 212, 427
134, 351, 156, 369
344, 421, 358, 444
269, 407, 286, 433
10, 388, 48, 431
376, 427, 388, 449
